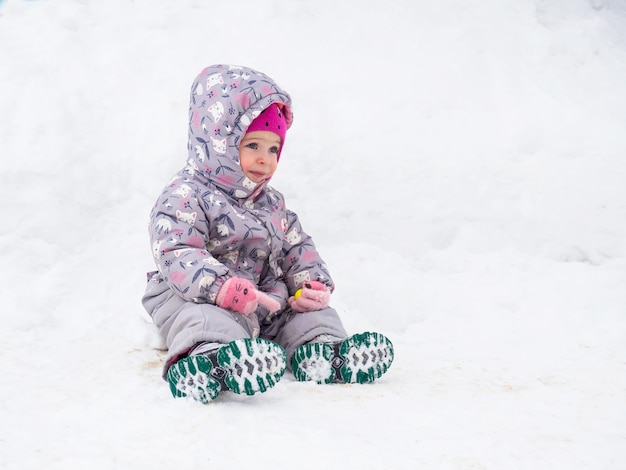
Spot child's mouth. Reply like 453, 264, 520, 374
249, 171, 267, 181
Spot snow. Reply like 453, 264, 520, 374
1, 0, 625, 468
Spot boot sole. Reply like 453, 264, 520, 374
292, 332, 394, 384
167, 338, 286, 404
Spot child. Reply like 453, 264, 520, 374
142, 64, 394, 404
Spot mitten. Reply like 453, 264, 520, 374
216, 277, 281, 316
288, 281, 331, 313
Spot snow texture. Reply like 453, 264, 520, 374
1, 0, 625, 468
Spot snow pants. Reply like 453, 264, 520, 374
141, 277, 348, 379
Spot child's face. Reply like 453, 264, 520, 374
239, 131, 280, 183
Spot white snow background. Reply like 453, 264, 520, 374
1, 0, 626, 468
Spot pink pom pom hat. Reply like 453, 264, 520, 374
246, 103, 288, 159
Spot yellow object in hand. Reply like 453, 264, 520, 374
294, 288, 302, 300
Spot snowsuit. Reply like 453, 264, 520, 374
141, 65, 347, 377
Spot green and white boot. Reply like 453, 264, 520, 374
167, 338, 287, 404
291, 332, 394, 385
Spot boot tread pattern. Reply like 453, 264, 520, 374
167, 338, 286, 403
292, 332, 394, 385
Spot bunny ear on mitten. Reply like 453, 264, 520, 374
256, 291, 281, 314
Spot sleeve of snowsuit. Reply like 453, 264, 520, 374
280, 209, 334, 295
148, 179, 229, 303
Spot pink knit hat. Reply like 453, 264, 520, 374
246, 103, 287, 158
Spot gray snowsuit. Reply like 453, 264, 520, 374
141, 65, 347, 377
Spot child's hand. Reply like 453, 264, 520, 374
288, 281, 330, 313
216, 277, 280, 316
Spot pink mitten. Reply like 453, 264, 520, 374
288, 281, 331, 313
216, 278, 280, 316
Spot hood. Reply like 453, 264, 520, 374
187, 64, 293, 200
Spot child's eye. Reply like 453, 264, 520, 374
269, 146, 280, 154
245, 143, 258, 150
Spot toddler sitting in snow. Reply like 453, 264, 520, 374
142, 64, 394, 403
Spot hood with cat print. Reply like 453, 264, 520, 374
186, 64, 293, 200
